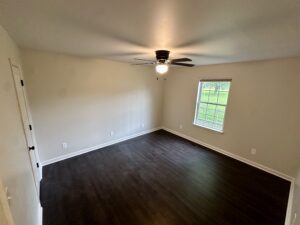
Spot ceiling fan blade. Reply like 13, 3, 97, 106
131, 62, 155, 65
171, 58, 192, 63
183, 53, 227, 59
134, 58, 156, 62
171, 62, 195, 67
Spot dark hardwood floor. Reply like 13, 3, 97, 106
41, 130, 291, 225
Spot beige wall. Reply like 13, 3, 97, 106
21, 49, 164, 163
2, 20, 299, 224
15, 45, 300, 223
163, 57, 300, 178
0, 26, 40, 225
21, 49, 299, 178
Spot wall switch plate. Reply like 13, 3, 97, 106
62, 142, 68, 149
251, 148, 256, 155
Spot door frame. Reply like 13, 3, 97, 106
8, 58, 42, 194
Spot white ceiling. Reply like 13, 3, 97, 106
0, 0, 299, 65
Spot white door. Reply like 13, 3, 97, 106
9, 59, 41, 195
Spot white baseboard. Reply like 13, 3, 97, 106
162, 127, 294, 182
41, 127, 162, 166
42, 125, 294, 180
40, 125, 295, 225
162, 127, 295, 225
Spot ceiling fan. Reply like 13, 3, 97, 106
133, 50, 195, 74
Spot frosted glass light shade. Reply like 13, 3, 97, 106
155, 64, 169, 74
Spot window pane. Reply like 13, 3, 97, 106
217, 82, 230, 105
194, 80, 231, 132
201, 88, 209, 102
206, 104, 216, 121
216, 105, 225, 119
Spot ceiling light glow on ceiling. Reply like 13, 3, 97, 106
155, 64, 169, 74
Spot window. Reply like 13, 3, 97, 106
194, 80, 231, 132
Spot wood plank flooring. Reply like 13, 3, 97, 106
41, 130, 291, 225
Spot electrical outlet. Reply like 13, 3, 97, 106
179, 124, 183, 129
110, 131, 114, 136
62, 142, 68, 149
5, 187, 12, 201
251, 148, 256, 155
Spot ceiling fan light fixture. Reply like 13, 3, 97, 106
155, 64, 169, 74
133, 49, 194, 70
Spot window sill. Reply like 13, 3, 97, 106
192, 122, 224, 134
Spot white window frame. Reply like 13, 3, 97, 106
193, 79, 232, 133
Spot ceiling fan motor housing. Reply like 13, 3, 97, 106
155, 50, 170, 61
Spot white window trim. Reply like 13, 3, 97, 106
193, 79, 232, 133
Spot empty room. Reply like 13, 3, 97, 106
0, 0, 299, 225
